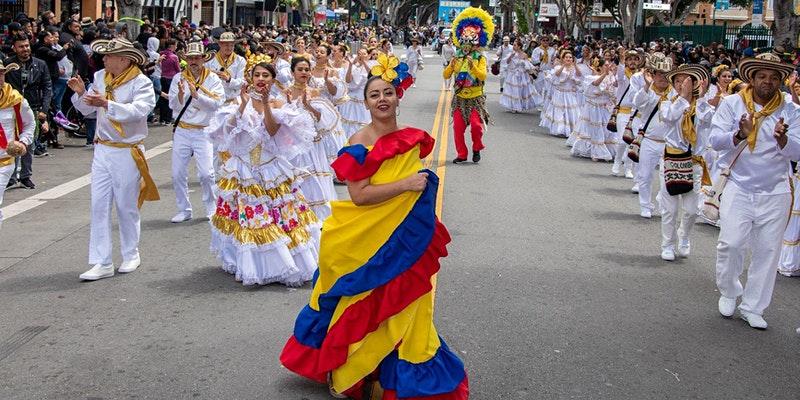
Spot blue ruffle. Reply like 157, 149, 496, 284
293, 170, 439, 349
378, 337, 466, 397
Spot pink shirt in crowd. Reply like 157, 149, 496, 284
159, 49, 180, 79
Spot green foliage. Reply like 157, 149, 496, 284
515, 4, 529, 34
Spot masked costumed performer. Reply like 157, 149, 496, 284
444, 6, 494, 164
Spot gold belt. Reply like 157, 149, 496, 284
0, 156, 13, 167
618, 106, 633, 114
177, 121, 208, 130
644, 137, 665, 143
95, 139, 160, 208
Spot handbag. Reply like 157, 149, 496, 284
626, 105, 659, 163
663, 146, 694, 196
701, 142, 747, 222
491, 61, 500, 76
607, 83, 632, 132
621, 109, 639, 144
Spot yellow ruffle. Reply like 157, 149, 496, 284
217, 176, 295, 200
211, 208, 318, 249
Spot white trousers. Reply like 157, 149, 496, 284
636, 138, 665, 212
0, 163, 14, 229
715, 181, 792, 315
657, 161, 701, 251
407, 61, 419, 80
612, 112, 638, 174
89, 144, 142, 265
172, 128, 216, 217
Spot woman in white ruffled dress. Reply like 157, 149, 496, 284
208, 62, 320, 286
285, 56, 341, 221
307, 44, 348, 157
499, 39, 537, 113
539, 50, 582, 138
571, 58, 617, 161
566, 46, 597, 147
337, 47, 372, 137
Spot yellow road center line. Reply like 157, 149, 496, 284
425, 82, 447, 169
434, 91, 452, 220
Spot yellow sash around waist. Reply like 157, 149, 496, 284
618, 106, 633, 114
177, 121, 207, 130
95, 139, 160, 208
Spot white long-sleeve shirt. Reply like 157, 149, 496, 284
662, 96, 711, 155
205, 53, 246, 102
709, 93, 800, 194
633, 86, 679, 142
72, 70, 155, 144
616, 69, 645, 110
168, 69, 225, 128
0, 98, 35, 158
531, 46, 557, 71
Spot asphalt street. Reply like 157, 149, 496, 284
0, 50, 798, 399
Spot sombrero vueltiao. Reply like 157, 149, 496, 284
259, 40, 285, 56
91, 38, 147, 66
667, 64, 710, 96
0, 62, 19, 73
645, 52, 673, 74
738, 52, 795, 83
183, 41, 213, 62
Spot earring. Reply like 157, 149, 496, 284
396, 108, 400, 117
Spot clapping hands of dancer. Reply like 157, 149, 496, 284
403, 172, 428, 192
678, 76, 693, 101
774, 117, 789, 149
738, 113, 755, 142
699, 78, 709, 98
67, 74, 85, 96
185, 80, 198, 99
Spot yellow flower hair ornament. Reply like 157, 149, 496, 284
245, 53, 273, 76
370, 53, 413, 98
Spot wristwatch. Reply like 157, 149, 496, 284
735, 129, 748, 141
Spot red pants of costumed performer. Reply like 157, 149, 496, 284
452, 108, 484, 159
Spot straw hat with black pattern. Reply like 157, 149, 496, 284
182, 42, 213, 62
667, 64, 710, 96
0, 62, 19, 73
645, 52, 673, 74
260, 40, 285, 56
624, 49, 641, 62
738, 52, 795, 84
91, 38, 147, 66
218, 32, 238, 43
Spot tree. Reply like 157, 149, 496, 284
602, 0, 639, 43
117, 0, 142, 39
772, 0, 799, 49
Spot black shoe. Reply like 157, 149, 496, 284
50, 142, 65, 149
20, 178, 35, 189
33, 148, 49, 157
500, 87, 503, 93
472, 151, 481, 163
452, 157, 467, 164
6, 179, 16, 188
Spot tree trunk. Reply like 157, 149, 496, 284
117, 0, 142, 40
620, 0, 638, 44
773, 0, 799, 49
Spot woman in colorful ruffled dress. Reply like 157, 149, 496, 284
499, 39, 537, 113
286, 56, 342, 221
281, 59, 468, 400
571, 58, 617, 161
539, 50, 582, 138
208, 60, 320, 286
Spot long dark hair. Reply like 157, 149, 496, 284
290, 56, 310, 71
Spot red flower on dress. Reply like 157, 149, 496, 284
245, 206, 254, 219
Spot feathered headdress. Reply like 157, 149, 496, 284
452, 7, 495, 48
370, 53, 414, 98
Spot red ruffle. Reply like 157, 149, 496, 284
333, 127, 435, 182
280, 220, 452, 388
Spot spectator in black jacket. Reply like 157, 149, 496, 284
5, 34, 52, 189
34, 27, 72, 145
59, 19, 88, 78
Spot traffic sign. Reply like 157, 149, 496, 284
643, 0, 670, 11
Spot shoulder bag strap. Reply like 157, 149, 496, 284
639, 100, 661, 137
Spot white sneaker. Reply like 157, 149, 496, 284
625, 170, 635, 179
80, 264, 114, 281
718, 296, 736, 317
631, 184, 639, 193
640, 209, 652, 219
170, 212, 192, 223
661, 248, 676, 261
778, 269, 800, 277
677, 239, 691, 258
611, 164, 622, 176
118, 255, 141, 273
740, 311, 768, 329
